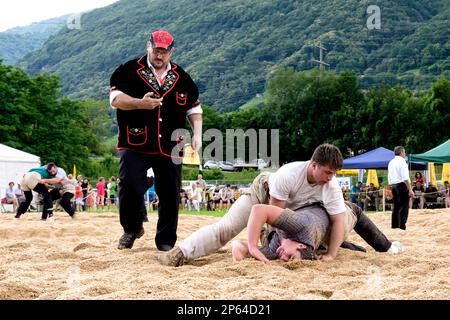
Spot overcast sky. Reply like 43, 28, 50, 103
0, 0, 119, 32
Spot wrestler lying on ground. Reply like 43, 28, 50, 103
232, 201, 403, 263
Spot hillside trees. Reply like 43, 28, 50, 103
0, 63, 108, 172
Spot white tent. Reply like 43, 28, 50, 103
0, 144, 40, 197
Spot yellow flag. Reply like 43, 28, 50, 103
73, 164, 77, 177
428, 162, 436, 187
441, 163, 450, 184
366, 169, 379, 188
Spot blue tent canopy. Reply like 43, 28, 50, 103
343, 147, 427, 170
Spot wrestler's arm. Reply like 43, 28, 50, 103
320, 212, 345, 261
40, 177, 63, 184
247, 204, 284, 263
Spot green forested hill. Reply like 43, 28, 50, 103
0, 16, 68, 65
20, 0, 450, 111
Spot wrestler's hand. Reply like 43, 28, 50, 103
319, 253, 335, 262
248, 244, 269, 264
140, 92, 162, 110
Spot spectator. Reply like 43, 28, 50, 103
107, 176, 118, 210
413, 172, 424, 185
221, 184, 233, 209
4, 182, 18, 212
196, 174, 207, 204
424, 182, 439, 208
211, 186, 221, 210
349, 182, 363, 209
75, 181, 84, 212
179, 188, 188, 210
364, 183, 381, 211
96, 177, 106, 209
443, 181, 450, 208
14, 183, 26, 205
188, 183, 201, 212
410, 182, 425, 209
81, 179, 89, 211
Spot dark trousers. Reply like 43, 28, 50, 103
119, 150, 181, 249
391, 183, 409, 230
347, 202, 392, 252
50, 189, 75, 216
16, 183, 53, 219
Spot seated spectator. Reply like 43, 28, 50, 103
188, 183, 201, 212
204, 186, 214, 211
179, 188, 188, 210
424, 183, 439, 208
341, 186, 350, 201
5, 182, 18, 212
232, 186, 241, 203
442, 181, 450, 208
384, 185, 394, 210
221, 184, 233, 209
413, 172, 424, 185
410, 182, 425, 209
14, 183, 26, 205
364, 183, 381, 211
211, 186, 222, 210
349, 182, 363, 209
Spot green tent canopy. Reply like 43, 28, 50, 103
410, 139, 450, 163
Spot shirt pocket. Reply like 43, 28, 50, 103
176, 92, 187, 106
127, 126, 147, 146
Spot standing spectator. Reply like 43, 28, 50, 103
196, 174, 207, 204
388, 146, 414, 230
110, 29, 202, 251
81, 179, 89, 211
108, 176, 118, 210
96, 177, 106, 210
86, 180, 94, 211
5, 182, 18, 212
75, 181, 84, 212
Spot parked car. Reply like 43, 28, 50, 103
203, 160, 220, 169
218, 161, 237, 171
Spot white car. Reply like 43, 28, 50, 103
219, 161, 236, 171
203, 160, 220, 169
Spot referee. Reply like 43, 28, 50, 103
388, 146, 414, 230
